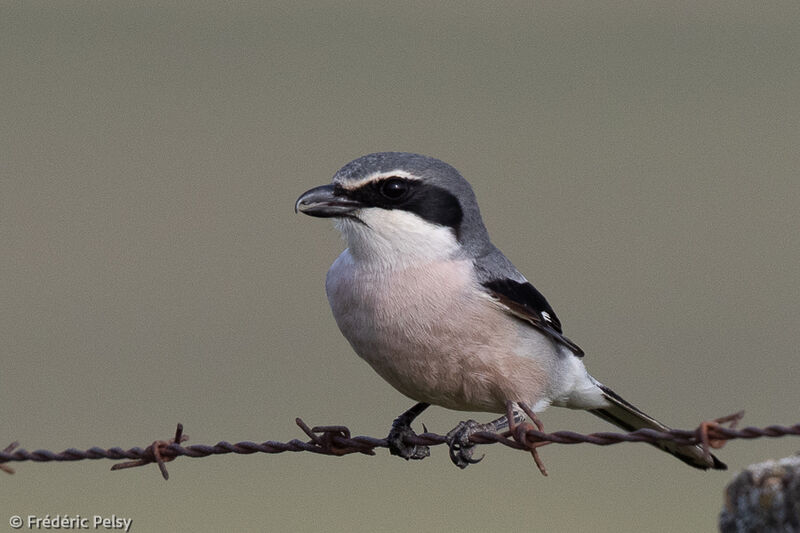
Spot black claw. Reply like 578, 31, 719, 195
387, 422, 430, 461
446, 420, 487, 469
448, 444, 484, 468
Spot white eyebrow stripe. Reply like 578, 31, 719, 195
335, 169, 421, 190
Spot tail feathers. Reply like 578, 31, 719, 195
590, 383, 726, 471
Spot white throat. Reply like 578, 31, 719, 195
335, 208, 461, 270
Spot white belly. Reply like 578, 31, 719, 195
325, 251, 581, 413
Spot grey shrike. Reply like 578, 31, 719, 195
295, 152, 725, 471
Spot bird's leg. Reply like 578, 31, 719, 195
445, 410, 524, 469
512, 401, 550, 476
387, 402, 431, 460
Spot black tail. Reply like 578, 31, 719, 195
590, 383, 726, 470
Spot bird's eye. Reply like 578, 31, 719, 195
379, 178, 409, 200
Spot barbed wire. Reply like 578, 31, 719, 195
2, 411, 799, 479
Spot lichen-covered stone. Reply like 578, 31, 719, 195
720, 455, 800, 532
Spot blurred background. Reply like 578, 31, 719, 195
2, 2, 799, 531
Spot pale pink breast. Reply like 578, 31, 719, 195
327, 257, 554, 413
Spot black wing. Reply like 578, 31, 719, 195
482, 278, 584, 357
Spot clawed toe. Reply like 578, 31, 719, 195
446, 420, 486, 469
386, 402, 430, 461
387, 423, 430, 460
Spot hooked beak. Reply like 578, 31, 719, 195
295, 184, 362, 218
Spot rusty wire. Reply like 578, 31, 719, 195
2, 411, 800, 479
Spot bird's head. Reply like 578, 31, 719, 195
295, 152, 492, 266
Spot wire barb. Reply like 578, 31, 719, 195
2, 412, 799, 479
515, 401, 551, 476
109, 423, 188, 480
1, 442, 20, 474
697, 411, 744, 462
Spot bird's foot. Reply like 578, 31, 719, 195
387, 403, 430, 460
445, 419, 489, 469
387, 422, 429, 460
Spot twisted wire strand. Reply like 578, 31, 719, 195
2, 412, 798, 479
